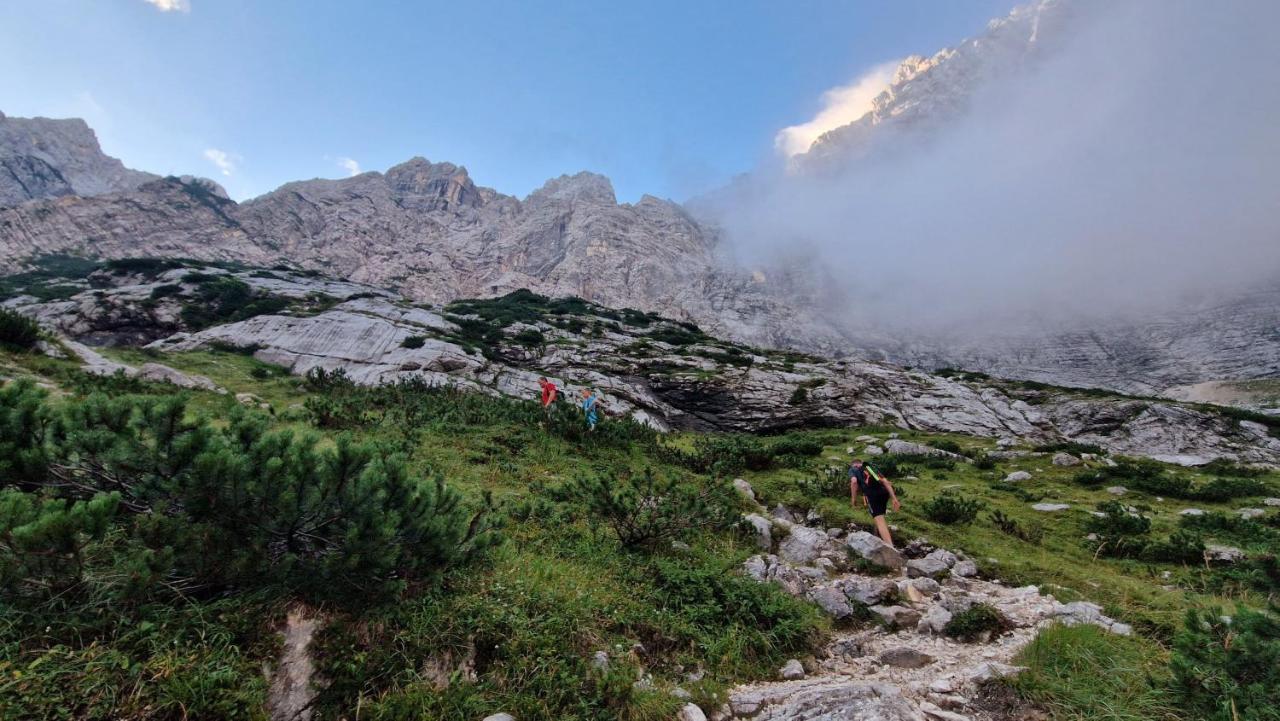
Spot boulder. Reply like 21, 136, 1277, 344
743, 514, 773, 551
1263, 498, 1280, 507
772, 504, 798, 524
733, 478, 756, 502
840, 577, 898, 606
1031, 503, 1070, 512
917, 604, 953, 635
884, 439, 961, 458
743, 555, 769, 582
877, 647, 934, 669
910, 577, 942, 596
1052, 452, 1082, 466
779, 659, 805, 680
996, 437, 1018, 448
951, 560, 978, 578
868, 605, 922, 629
482, 715, 516, 721
677, 704, 707, 721
919, 702, 972, 721
1003, 471, 1032, 482
136, 363, 225, 393
778, 525, 834, 565
845, 531, 905, 569
856, 435, 877, 442
907, 549, 957, 579
809, 586, 854, 619
1179, 508, 1206, 517
863, 445, 885, 456
968, 662, 1027, 683
1106, 486, 1128, 496
1237, 508, 1265, 520
590, 651, 609, 672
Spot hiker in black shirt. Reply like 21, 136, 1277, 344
850, 458, 901, 547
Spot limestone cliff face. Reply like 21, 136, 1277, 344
8, 263, 1278, 465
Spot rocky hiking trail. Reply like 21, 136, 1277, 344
710, 479, 1132, 721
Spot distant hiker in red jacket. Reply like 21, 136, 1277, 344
538, 377, 558, 418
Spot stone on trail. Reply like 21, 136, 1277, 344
928, 677, 957, 694
920, 701, 972, 721
779, 659, 805, 680
917, 604, 953, 635
951, 560, 978, 578
742, 514, 772, 551
907, 549, 957, 579
732, 478, 755, 502
909, 576, 941, 596
1004, 471, 1032, 482
840, 577, 898, 606
677, 703, 707, 721
1031, 502, 1070, 512
878, 646, 934, 669
808, 586, 854, 619
1052, 452, 1082, 466
968, 661, 1027, 684
869, 605, 922, 629
846, 531, 905, 569
778, 525, 834, 565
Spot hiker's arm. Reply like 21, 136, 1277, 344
849, 478, 859, 507
884, 477, 902, 511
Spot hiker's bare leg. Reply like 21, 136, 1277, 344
873, 515, 894, 547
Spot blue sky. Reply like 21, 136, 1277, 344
0, 0, 1017, 202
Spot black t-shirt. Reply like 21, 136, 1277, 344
850, 465, 888, 497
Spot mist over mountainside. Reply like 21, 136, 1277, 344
1, 0, 1277, 403
701, 0, 1280, 398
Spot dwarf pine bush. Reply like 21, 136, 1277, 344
1171, 606, 1280, 721
0, 307, 40, 349
557, 469, 737, 550
0, 379, 499, 603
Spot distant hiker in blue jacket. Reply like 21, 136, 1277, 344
580, 388, 601, 431
850, 458, 901, 547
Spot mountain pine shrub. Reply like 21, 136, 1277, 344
0, 307, 40, 349
556, 469, 737, 550
921, 491, 983, 524
0, 380, 499, 603
1171, 605, 1280, 721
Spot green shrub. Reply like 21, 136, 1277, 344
555, 470, 736, 550
1085, 501, 1152, 558
1193, 477, 1272, 502
1142, 529, 1206, 564
972, 455, 997, 470
1075, 458, 1192, 497
0, 308, 40, 349
148, 283, 184, 300
1171, 606, 1280, 721
989, 509, 1043, 544
921, 491, 983, 525
0, 383, 499, 603
944, 603, 1011, 642
401, 335, 426, 349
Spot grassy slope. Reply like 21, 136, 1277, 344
2, 346, 1277, 720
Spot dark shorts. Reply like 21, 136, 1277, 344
866, 491, 889, 518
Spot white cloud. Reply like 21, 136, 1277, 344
774, 60, 900, 157
336, 157, 362, 177
143, 0, 191, 12
203, 148, 238, 176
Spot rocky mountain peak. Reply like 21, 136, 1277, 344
527, 171, 617, 206
385, 156, 484, 210
0, 111, 156, 205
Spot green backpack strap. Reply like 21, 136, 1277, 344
865, 465, 883, 483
